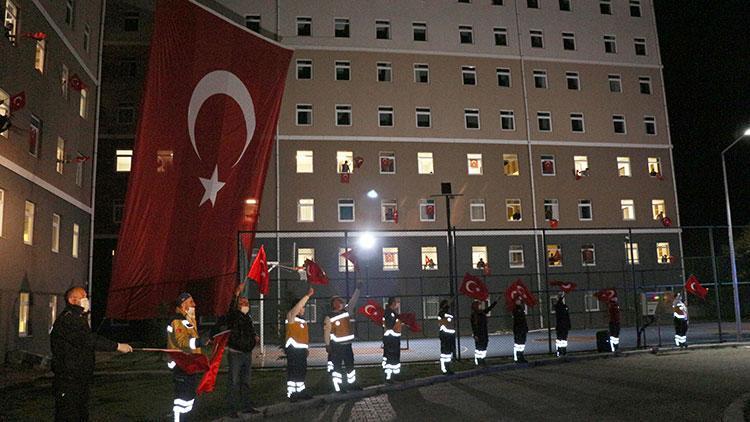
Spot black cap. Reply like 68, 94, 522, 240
176, 292, 192, 307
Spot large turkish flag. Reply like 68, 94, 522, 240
106, 0, 292, 319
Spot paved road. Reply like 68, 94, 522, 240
276, 347, 750, 421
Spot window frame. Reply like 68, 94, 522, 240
297, 198, 315, 222
417, 152, 434, 174
296, 59, 313, 80
603, 34, 617, 54
500, 110, 515, 131
541, 155, 556, 176
496, 67, 511, 87
470, 199, 486, 222
570, 112, 585, 133
296, 104, 313, 126
493, 27, 508, 46
458, 25, 474, 44
578, 199, 593, 221
334, 17, 350, 38
378, 106, 394, 127
419, 199, 436, 222
338, 199, 355, 222
506, 198, 522, 222
537, 111, 552, 132
634, 37, 647, 56
656, 242, 671, 264
421, 246, 439, 270
379, 151, 396, 174
414, 63, 429, 83
581, 243, 596, 266
565, 71, 580, 90
503, 154, 520, 176
375, 19, 391, 40
461, 65, 477, 86
296, 16, 312, 36
625, 242, 640, 265
416, 107, 431, 128
608, 74, 622, 93
34, 39, 46, 73
621, 199, 636, 221
72, 223, 79, 258
377, 61, 392, 82
562, 32, 576, 51
464, 108, 480, 130
335, 104, 352, 127
467, 153, 483, 175
612, 115, 627, 134
334, 60, 351, 81
617, 156, 632, 177
24, 200, 35, 245
381, 200, 398, 223
382, 247, 399, 271
644, 116, 657, 135
509, 245, 525, 268
530, 29, 544, 48
533, 69, 548, 89
412, 22, 427, 42
51, 213, 60, 253
296, 150, 314, 173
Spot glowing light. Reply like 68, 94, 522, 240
358, 232, 376, 250
367, 190, 378, 199
245, 198, 257, 205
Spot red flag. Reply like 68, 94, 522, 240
482, 263, 491, 276
168, 350, 209, 374
357, 299, 384, 325
460, 273, 489, 301
9, 91, 25, 112
549, 280, 577, 293
594, 288, 618, 303
354, 156, 364, 168
197, 331, 230, 394
661, 216, 672, 227
69, 73, 87, 91
505, 279, 537, 311
399, 312, 421, 332
23, 31, 47, 40
247, 245, 269, 295
684, 275, 708, 300
393, 209, 399, 224
106, 0, 292, 319
304, 258, 329, 285
340, 173, 350, 183
549, 218, 559, 229
340, 248, 360, 272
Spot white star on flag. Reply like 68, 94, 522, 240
199, 165, 225, 207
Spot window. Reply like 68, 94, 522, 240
509, 245, 524, 268
297, 199, 314, 222
83, 24, 90, 52
304, 300, 318, 323
422, 246, 438, 270
51, 213, 60, 253
625, 242, 640, 264
644, 116, 656, 135
413, 22, 427, 41
297, 17, 312, 36
296, 150, 313, 173
648, 157, 662, 176
621, 199, 635, 220
378, 106, 394, 127
0, 89, 9, 138
416, 107, 431, 128
335, 61, 350, 81
4, 0, 18, 44
245, 15, 260, 32
18, 292, 31, 337
28, 115, 41, 156
634, 38, 647, 56
656, 242, 671, 264
381, 200, 397, 222
75, 154, 83, 186
459, 25, 473, 44
296, 59, 312, 80
530, 30, 544, 48
338, 199, 355, 222
56, 138, 65, 174
612, 115, 626, 134
34, 40, 46, 73
537, 111, 552, 132
604, 35, 617, 54
492, 0, 503, 4
541, 155, 556, 176
418, 152, 434, 174
527, 0, 539, 8
462, 66, 477, 85
0, 189, 4, 237
116, 104, 135, 124
494, 27, 508, 46
113, 200, 124, 223
600, 0, 612, 15
113, 149, 132, 172
61, 65, 69, 99
377, 62, 392, 82
585, 294, 600, 312
617, 157, 631, 177
506, 199, 522, 221
339, 248, 355, 272
547, 244, 562, 267
334, 18, 350, 38
630, 0, 642, 17
580, 244, 596, 266
335, 104, 352, 126
470, 199, 486, 222
379, 151, 396, 174
382, 247, 399, 270
414, 63, 429, 83
566, 71, 580, 90
496, 68, 511, 87
578, 199, 592, 220
296, 104, 312, 126
337, 151, 353, 173
79, 89, 88, 118
467, 153, 483, 175
608, 74, 622, 92
639, 76, 652, 94
500, 110, 515, 130
24, 200, 35, 245
544, 199, 560, 221
652, 199, 666, 220
559, 0, 572, 11
570, 113, 585, 133
48, 295, 58, 333
464, 109, 480, 129
423, 297, 440, 319
123, 11, 139, 31
376, 20, 390, 39
296, 247, 315, 267
65, 0, 74, 26
420, 199, 436, 222
504, 154, 520, 176
562, 32, 575, 51
533, 70, 548, 88
72, 223, 79, 258
472, 246, 488, 269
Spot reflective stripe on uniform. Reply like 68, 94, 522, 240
330, 312, 350, 322
330, 333, 355, 342
384, 329, 401, 337
285, 338, 309, 349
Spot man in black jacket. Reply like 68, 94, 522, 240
554, 292, 571, 357
224, 282, 260, 416
512, 297, 528, 363
50, 286, 132, 421
470, 298, 498, 366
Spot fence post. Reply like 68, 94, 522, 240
708, 226, 723, 342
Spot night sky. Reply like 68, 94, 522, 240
655, 1, 750, 227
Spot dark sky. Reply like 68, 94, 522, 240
655, 1, 750, 227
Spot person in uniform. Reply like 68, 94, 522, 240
323, 282, 362, 392
608, 296, 621, 353
512, 297, 529, 363
382, 297, 402, 382
285, 287, 314, 402
554, 291, 571, 357
470, 298, 498, 366
50, 286, 132, 422
438, 299, 456, 374
673, 293, 689, 348
223, 282, 260, 416
167, 292, 207, 421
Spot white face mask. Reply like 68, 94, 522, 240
79, 298, 90, 313
240, 306, 250, 315
186, 307, 196, 319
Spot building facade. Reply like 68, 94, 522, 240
0, 0, 103, 359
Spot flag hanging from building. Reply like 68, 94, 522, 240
106, 0, 292, 319
684, 275, 708, 300
9, 91, 25, 112
247, 245, 269, 295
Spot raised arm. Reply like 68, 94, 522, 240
287, 287, 314, 322
347, 281, 363, 310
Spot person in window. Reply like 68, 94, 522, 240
512, 211, 522, 220
385, 208, 394, 221
471, 298, 498, 366
424, 256, 436, 269
438, 299, 456, 374
512, 297, 528, 363
554, 291, 571, 357
340, 160, 350, 173
476, 258, 486, 270
0, 114, 11, 132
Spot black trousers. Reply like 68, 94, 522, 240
440, 332, 456, 355
513, 328, 528, 345
286, 346, 308, 382
609, 322, 621, 338
674, 318, 688, 336
331, 342, 355, 374
173, 367, 200, 403
383, 335, 401, 366
54, 377, 90, 422
556, 328, 569, 341
474, 335, 489, 350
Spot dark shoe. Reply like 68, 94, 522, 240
289, 394, 299, 403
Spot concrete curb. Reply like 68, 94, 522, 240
220, 341, 750, 421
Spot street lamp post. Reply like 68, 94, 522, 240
721, 127, 750, 342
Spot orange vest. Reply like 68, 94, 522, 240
329, 311, 354, 343
285, 317, 309, 348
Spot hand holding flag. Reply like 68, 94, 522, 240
247, 245, 269, 295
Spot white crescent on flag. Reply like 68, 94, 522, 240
466, 280, 479, 293
364, 304, 376, 315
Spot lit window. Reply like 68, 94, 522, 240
566, 71, 580, 90
537, 111, 552, 132
296, 247, 315, 267
544, 198, 559, 221
509, 245, 524, 268
381, 200, 397, 223
24, 200, 35, 245
75, 154, 83, 186
467, 153, 483, 175
570, 113, 585, 133
420, 199, 436, 222
3, 0, 18, 45
339, 248, 355, 272
335, 104, 352, 126
423, 297, 440, 319
382, 247, 399, 270
379, 151, 396, 174
585, 294, 600, 311
503, 154, 519, 176
574, 155, 588, 177
625, 242, 640, 264
656, 242, 671, 264
600, 0, 612, 15
56, 138, 65, 174
416, 107, 431, 128
115, 149, 132, 172
418, 152, 434, 174
123, 11, 139, 31
639, 76, 652, 94
462, 66, 477, 85
562, 32, 575, 51
296, 17, 312, 36
630, 0, 642, 17
621, 199, 636, 220
612, 115, 626, 134
644, 116, 657, 135
18, 292, 31, 336
376, 20, 390, 40
51, 213, 60, 253
79, 88, 88, 118
609, 74, 622, 92
459, 25, 473, 44
72, 223, 79, 258
413, 22, 427, 41
648, 157, 662, 177
34, 40, 46, 73
422, 246, 438, 270
296, 59, 312, 80
497, 68, 511, 87
297, 199, 314, 222
634, 37, 647, 56
337, 151, 353, 173
296, 104, 312, 126
500, 110, 515, 130
338, 199, 355, 222
464, 109, 480, 129
470, 199, 486, 222
29, 115, 41, 156
547, 244, 562, 267
506, 199, 522, 221
378, 106, 394, 127
581, 244, 596, 266
0, 89, 9, 138
494, 27, 508, 46
334, 18, 350, 38
578, 199, 592, 221
472, 246, 488, 269
652, 199, 666, 220
530, 30, 544, 48
533, 70, 548, 88
414, 64, 429, 83
377, 62, 392, 82
245, 15, 260, 32
604, 35, 617, 53
296, 150, 313, 173
541, 155, 556, 176
335, 61, 350, 81
617, 157, 631, 177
